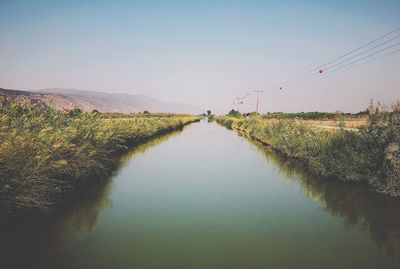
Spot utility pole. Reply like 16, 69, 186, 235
253, 90, 263, 113
256, 96, 259, 113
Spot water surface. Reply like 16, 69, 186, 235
1, 120, 399, 269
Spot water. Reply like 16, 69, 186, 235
1, 120, 400, 269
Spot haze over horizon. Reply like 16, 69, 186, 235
1, 0, 399, 114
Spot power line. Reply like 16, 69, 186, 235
332, 47, 400, 75
285, 44, 400, 88
282, 69, 323, 86
318, 27, 400, 68
324, 34, 400, 71
328, 41, 400, 73
280, 26, 400, 86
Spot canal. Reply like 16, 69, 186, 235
1, 120, 399, 269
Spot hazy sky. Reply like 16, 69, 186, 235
0, 0, 399, 113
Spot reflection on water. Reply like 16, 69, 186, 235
117, 128, 186, 167
0, 177, 113, 267
244, 133, 400, 257
0, 128, 187, 268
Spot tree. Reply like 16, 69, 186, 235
207, 110, 211, 116
67, 108, 82, 117
228, 109, 241, 117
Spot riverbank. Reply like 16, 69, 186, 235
1, 120, 399, 269
216, 113, 400, 196
0, 97, 200, 213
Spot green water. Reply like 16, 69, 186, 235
1, 120, 400, 269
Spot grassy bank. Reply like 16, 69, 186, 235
216, 108, 400, 196
0, 97, 200, 213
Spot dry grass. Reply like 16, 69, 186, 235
305, 119, 367, 129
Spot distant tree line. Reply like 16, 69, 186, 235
224, 109, 369, 120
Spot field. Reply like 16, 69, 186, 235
264, 118, 367, 132
305, 119, 367, 130
262, 111, 368, 130
216, 107, 400, 196
0, 97, 200, 213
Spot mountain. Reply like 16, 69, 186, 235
0, 88, 202, 114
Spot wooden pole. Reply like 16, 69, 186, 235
256, 95, 259, 113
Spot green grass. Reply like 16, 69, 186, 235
216, 107, 400, 196
0, 97, 200, 213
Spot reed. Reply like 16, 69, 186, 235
216, 106, 400, 196
0, 97, 200, 213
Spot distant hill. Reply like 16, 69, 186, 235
0, 88, 202, 114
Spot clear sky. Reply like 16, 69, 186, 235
0, 0, 399, 113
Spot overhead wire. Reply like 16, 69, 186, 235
280, 26, 400, 88
283, 43, 400, 88
324, 34, 400, 71
327, 41, 400, 73
331, 47, 400, 76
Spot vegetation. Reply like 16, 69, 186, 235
216, 103, 400, 196
0, 97, 200, 213
203, 110, 215, 122
99, 111, 193, 118
251, 139, 400, 256
227, 109, 242, 118
263, 111, 368, 120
